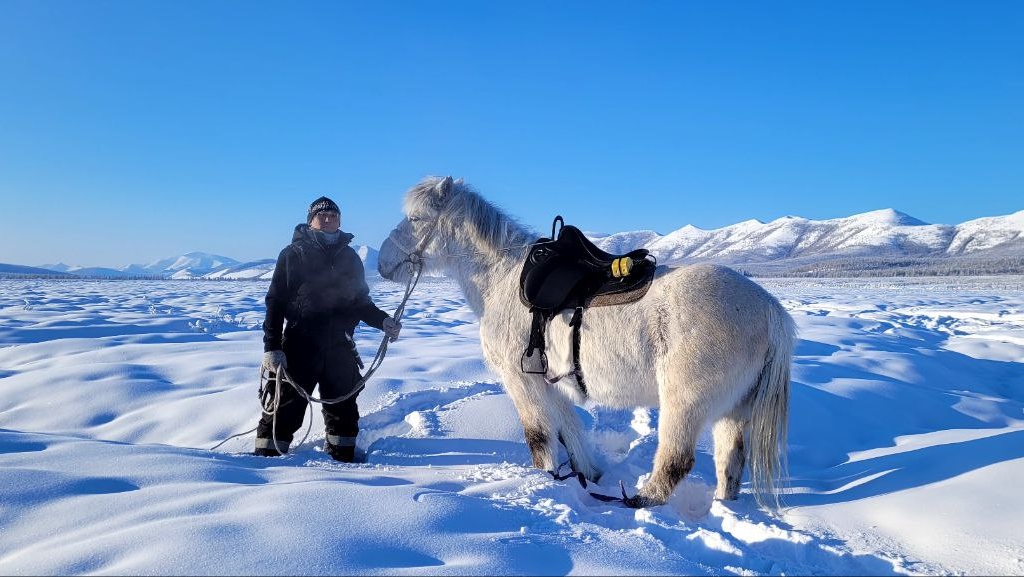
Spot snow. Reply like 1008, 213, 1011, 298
588, 208, 1022, 264
948, 210, 1024, 254
843, 208, 927, 227
1, 276, 1023, 575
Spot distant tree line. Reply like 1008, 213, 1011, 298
0, 273, 79, 280
172, 276, 270, 281
740, 255, 1024, 278
1, 273, 168, 280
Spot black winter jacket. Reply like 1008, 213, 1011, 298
263, 224, 389, 352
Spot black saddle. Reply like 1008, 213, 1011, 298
518, 216, 657, 393
520, 218, 655, 312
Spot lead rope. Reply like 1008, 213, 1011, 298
209, 258, 425, 452
548, 460, 643, 507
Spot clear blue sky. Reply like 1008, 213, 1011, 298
1, 1, 1021, 267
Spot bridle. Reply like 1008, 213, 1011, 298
379, 216, 443, 280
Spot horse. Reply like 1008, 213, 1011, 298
378, 176, 796, 509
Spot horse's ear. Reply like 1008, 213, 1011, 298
437, 175, 455, 196
419, 175, 456, 211
426, 175, 455, 210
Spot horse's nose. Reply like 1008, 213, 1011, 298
377, 237, 400, 279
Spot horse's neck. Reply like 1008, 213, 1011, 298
448, 249, 524, 317
445, 236, 529, 319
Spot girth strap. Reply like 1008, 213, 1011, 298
521, 309, 550, 375
566, 306, 587, 395
520, 305, 589, 398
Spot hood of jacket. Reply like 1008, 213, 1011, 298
291, 223, 355, 247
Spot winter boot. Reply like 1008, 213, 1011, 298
324, 434, 357, 462
254, 438, 289, 457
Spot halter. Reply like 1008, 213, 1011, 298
379, 217, 442, 279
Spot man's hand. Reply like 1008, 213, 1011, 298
262, 350, 287, 372
382, 318, 402, 342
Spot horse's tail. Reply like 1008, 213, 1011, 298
748, 298, 796, 510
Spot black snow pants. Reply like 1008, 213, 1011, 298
256, 326, 362, 453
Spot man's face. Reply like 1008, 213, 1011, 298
311, 210, 340, 233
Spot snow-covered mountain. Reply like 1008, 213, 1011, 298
37, 262, 75, 273
946, 210, 1024, 255
120, 251, 240, 279
590, 209, 1024, 268
18, 209, 1023, 279
203, 259, 277, 280
355, 244, 379, 274
161, 247, 379, 280
0, 263, 78, 278
202, 245, 379, 280
28, 247, 381, 280
33, 253, 243, 279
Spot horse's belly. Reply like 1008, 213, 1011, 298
545, 311, 660, 408
582, 366, 660, 408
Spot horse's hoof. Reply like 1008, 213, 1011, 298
622, 494, 656, 508
619, 481, 667, 508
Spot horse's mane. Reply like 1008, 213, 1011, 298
405, 176, 535, 257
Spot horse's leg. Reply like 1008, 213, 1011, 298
551, 392, 600, 481
628, 347, 715, 507
500, 370, 560, 472
712, 404, 749, 500
632, 397, 703, 506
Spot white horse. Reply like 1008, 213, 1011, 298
378, 176, 796, 509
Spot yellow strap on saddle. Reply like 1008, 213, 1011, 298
610, 257, 633, 278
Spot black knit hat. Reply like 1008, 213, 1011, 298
307, 196, 340, 224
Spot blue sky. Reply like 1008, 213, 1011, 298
1, 1, 1021, 267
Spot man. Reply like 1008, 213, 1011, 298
256, 196, 401, 462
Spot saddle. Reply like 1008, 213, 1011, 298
518, 216, 657, 394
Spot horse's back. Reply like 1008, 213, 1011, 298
655, 263, 787, 369
660, 263, 781, 317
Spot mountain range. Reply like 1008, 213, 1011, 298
3, 208, 1022, 279
16, 246, 382, 280
588, 208, 1024, 276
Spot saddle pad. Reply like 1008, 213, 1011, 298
585, 263, 657, 308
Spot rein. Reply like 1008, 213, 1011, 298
549, 460, 646, 507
